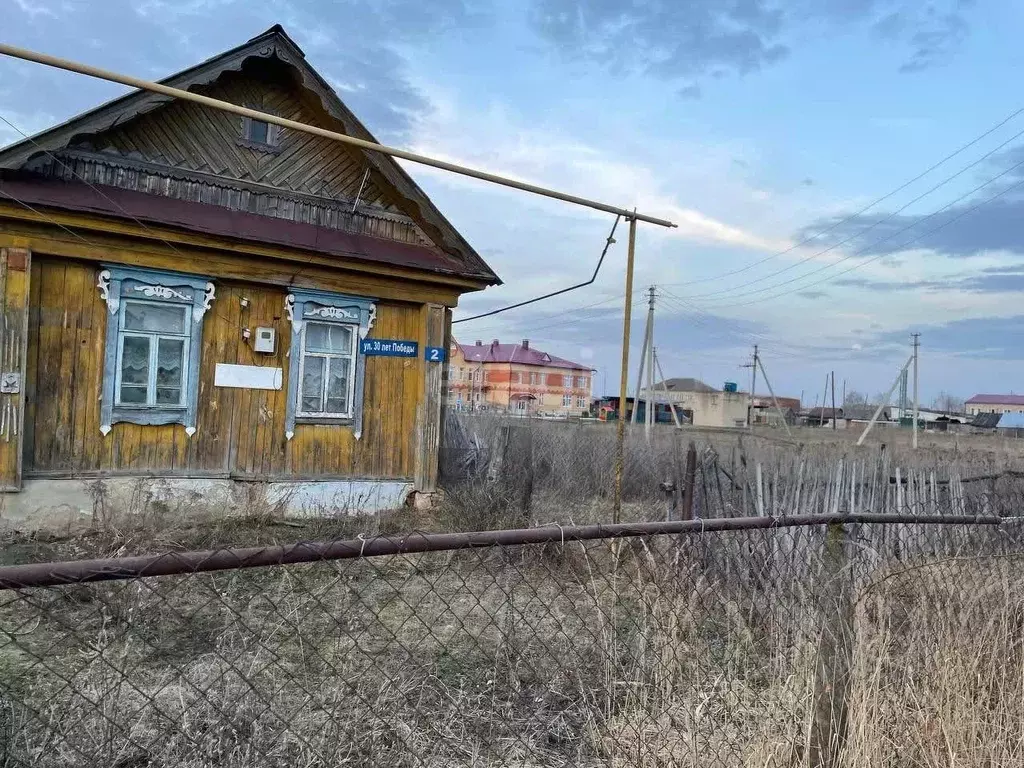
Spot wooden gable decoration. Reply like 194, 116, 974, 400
0, 25, 499, 286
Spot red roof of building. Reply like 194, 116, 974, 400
0, 179, 482, 279
966, 394, 1024, 405
456, 339, 592, 371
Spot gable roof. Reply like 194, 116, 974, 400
655, 378, 718, 393
455, 339, 592, 371
971, 412, 1003, 428
842, 405, 888, 421
0, 25, 499, 286
967, 394, 1024, 406
997, 412, 1024, 429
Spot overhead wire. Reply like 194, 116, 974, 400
655, 288, 852, 359
461, 289, 645, 339
674, 124, 1024, 302
680, 155, 1024, 310
674, 101, 1024, 287
453, 214, 623, 324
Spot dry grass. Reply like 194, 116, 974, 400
1, 517, 1022, 767
2, 420, 1024, 765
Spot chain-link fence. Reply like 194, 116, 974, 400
2, 514, 1023, 767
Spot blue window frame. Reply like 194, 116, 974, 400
284, 289, 376, 440
97, 266, 215, 435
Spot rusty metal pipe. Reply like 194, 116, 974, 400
0, 42, 677, 229
0, 512, 1001, 590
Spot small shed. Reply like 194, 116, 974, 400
0, 26, 500, 519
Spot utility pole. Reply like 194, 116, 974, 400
820, 373, 830, 427
613, 216, 638, 524
912, 333, 920, 449
645, 287, 656, 438
631, 293, 651, 425
746, 345, 758, 428
857, 355, 914, 446
626, 286, 651, 428
831, 370, 837, 431
756, 355, 793, 437
654, 349, 683, 428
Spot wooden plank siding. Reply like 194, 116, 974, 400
24, 256, 423, 480
99, 65, 393, 206
0, 248, 31, 489
0, 216, 471, 307
25, 59, 438, 249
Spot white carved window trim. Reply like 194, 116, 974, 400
97, 266, 215, 436
283, 289, 377, 440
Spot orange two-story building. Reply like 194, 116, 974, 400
448, 339, 593, 415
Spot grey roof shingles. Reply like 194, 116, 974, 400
653, 378, 717, 393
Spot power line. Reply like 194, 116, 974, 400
460, 289, 646, 338
675, 126, 1024, 302
674, 101, 1024, 287
679, 151, 1024, 309
655, 288, 853, 359
453, 215, 622, 324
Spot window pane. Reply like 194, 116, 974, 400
156, 388, 182, 405
157, 338, 184, 388
305, 323, 353, 353
120, 336, 150, 386
124, 302, 187, 334
248, 119, 269, 143
326, 357, 351, 414
120, 385, 147, 404
301, 356, 325, 412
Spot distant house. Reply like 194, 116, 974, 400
751, 394, 801, 426
592, 396, 679, 424
448, 339, 593, 415
804, 407, 844, 426
966, 394, 1024, 416
996, 412, 1024, 430
970, 412, 1003, 429
650, 378, 748, 428
844, 405, 890, 423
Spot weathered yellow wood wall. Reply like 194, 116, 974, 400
0, 247, 30, 490
24, 256, 423, 479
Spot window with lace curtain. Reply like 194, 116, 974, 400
97, 265, 215, 435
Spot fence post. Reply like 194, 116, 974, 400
517, 425, 534, 516
680, 441, 697, 520
807, 522, 853, 768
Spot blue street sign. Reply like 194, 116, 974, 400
359, 339, 418, 357
425, 346, 446, 362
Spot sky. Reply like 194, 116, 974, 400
3, 0, 1024, 406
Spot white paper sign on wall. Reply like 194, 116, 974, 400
214, 364, 283, 390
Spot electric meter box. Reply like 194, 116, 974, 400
253, 326, 276, 353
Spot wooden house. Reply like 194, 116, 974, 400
0, 26, 499, 521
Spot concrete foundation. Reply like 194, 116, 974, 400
0, 476, 414, 530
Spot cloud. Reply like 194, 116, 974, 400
834, 265, 1024, 294
405, 96, 786, 258
11, 0, 56, 18
874, 5, 972, 74
877, 314, 1024, 361
804, 195, 1024, 260
0, 0, 467, 142
530, 0, 973, 87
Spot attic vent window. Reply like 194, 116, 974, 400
239, 116, 281, 153
248, 119, 269, 143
